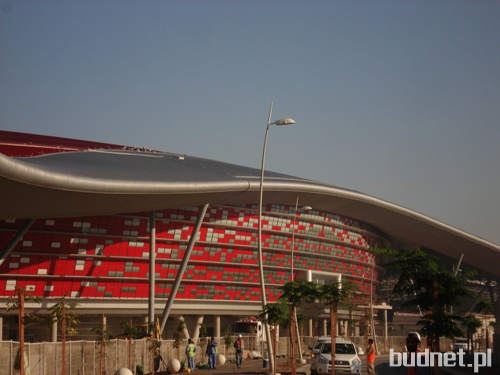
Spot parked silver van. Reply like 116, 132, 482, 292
312, 337, 362, 375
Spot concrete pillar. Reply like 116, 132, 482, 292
322, 319, 327, 336
149, 211, 156, 325
0, 316, 3, 340
179, 316, 190, 339
193, 316, 204, 341
383, 309, 388, 339
51, 319, 58, 342
354, 322, 360, 337
214, 315, 221, 339
308, 318, 313, 337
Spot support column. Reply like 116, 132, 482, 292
148, 211, 156, 325
0, 219, 35, 267
179, 316, 190, 339
308, 318, 313, 337
322, 319, 327, 337
193, 316, 204, 341
0, 316, 2, 341
214, 315, 221, 339
160, 204, 209, 334
52, 318, 58, 342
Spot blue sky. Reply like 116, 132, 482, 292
1, 0, 499, 245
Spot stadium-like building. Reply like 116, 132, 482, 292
1, 130, 499, 344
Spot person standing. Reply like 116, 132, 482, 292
206, 337, 218, 370
365, 338, 376, 375
234, 334, 244, 368
405, 332, 430, 375
185, 338, 196, 372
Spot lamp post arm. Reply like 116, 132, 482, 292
257, 101, 296, 372
257, 101, 274, 372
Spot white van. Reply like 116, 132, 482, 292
452, 338, 470, 353
314, 337, 362, 375
233, 316, 279, 343
309, 336, 330, 375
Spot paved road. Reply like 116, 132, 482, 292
374, 355, 406, 375
192, 354, 497, 375
194, 355, 400, 375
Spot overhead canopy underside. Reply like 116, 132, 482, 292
1, 149, 499, 277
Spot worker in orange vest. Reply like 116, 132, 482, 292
365, 338, 376, 375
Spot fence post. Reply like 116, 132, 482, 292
115, 339, 118, 371
81, 341, 85, 375
10, 340, 13, 375
68, 340, 71, 375
54, 342, 57, 375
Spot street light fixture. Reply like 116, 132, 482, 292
258, 102, 295, 372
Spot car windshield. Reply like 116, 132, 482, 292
321, 343, 356, 355
314, 340, 325, 350
233, 322, 258, 334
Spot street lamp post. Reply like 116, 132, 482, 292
258, 102, 295, 372
290, 199, 311, 363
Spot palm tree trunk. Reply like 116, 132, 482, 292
18, 289, 25, 375
62, 304, 66, 375
272, 327, 277, 375
290, 306, 297, 375
330, 300, 337, 375
432, 279, 441, 375
129, 319, 133, 370
100, 314, 104, 375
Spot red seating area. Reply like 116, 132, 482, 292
0, 204, 383, 302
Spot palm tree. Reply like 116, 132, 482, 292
372, 248, 472, 375
92, 314, 112, 375
48, 296, 79, 375
275, 280, 322, 375
198, 323, 208, 363
7, 288, 43, 375
259, 301, 290, 375
222, 324, 234, 357
172, 318, 186, 366
462, 315, 482, 354
318, 281, 356, 375
121, 320, 137, 370
473, 299, 494, 350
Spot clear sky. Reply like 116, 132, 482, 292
1, 0, 499, 245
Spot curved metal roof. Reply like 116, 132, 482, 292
1, 147, 499, 277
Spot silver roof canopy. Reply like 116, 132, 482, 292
1, 149, 499, 277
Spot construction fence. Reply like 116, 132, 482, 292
1, 337, 267, 375
0, 336, 451, 375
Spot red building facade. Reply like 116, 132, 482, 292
0, 131, 384, 341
